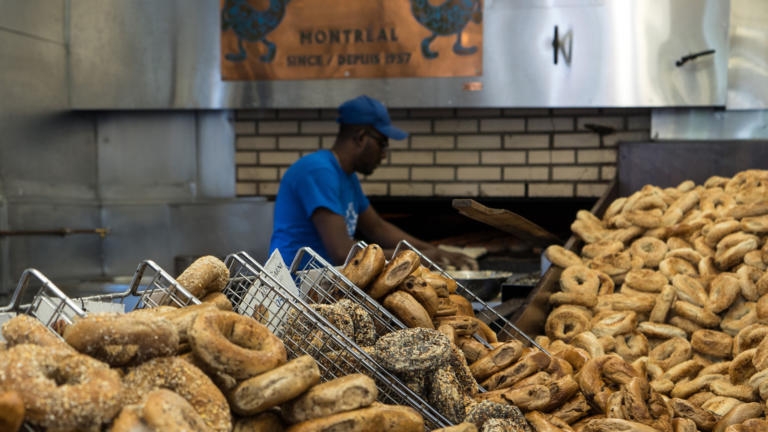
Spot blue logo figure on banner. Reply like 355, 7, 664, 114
410, 0, 482, 59
222, 0, 290, 62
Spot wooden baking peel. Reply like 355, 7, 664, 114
451, 199, 562, 248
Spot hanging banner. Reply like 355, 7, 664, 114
220, 0, 483, 81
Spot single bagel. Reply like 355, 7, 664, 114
661, 359, 704, 383
545, 245, 583, 268
545, 305, 592, 343
367, 250, 421, 300
284, 404, 424, 432
672, 274, 708, 307
188, 310, 287, 380
709, 273, 742, 313
469, 340, 525, 381
703, 219, 741, 248
582, 240, 625, 260
669, 398, 718, 431
341, 243, 386, 289
666, 247, 703, 266
1, 313, 72, 350
659, 257, 698, 280
571, 331, 606, 359
711, 402, 764, 432
0, 344, 122, 430
596, 293, 655, 314
176, 255, 230, 298
648, 284, 677, 323
281, 373, 377, 424
733, 324, 768, 355
433, 314, 478, 337
122, 356, 232, 432
637, 321, 688, 340
228, 354, 321, 416
63, 311, 179, 366
672, 301, 720, 328
233, 411, 286, 432
623, 194, 667, 228
588, 251, 633, 283
383, 290, 434, 329
480, 349, 551, 391
623, 269, 667, 293
729, 348, 758, 385
715, 238, 758, 270
691, 329, 733, 358
398, 275, 439, 317
630, 237, 668, 268
614, 332, 649, 362
721, 301, 758, 336
111, 389, 209, 432
741, 214, 768, 233
575, 354, 641, 412
649, 337, 692, 371
374, 327, 452, 374
590, 310, 637, 338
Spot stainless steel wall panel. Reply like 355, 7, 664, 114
97, 112, 198, 202
0, 21, 97, 201
68, 0, 729, 109
6, 202, 104, 284
168, 199, 273, 264
197, 111, 236, 199
727, 0, 768, 109
0, 0, 65, 43
651, 108, 768, 140
101, 204, 173, 276
0, 29, 67, 114
0, 113, 97, 200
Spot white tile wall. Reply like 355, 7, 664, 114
235, 108, 652, 198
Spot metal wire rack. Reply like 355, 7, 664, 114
222, 251, 452, 430
0, 268, 87, 342
69, 260, 201, 313
289, 246, 411, 338
392, 240, 549, 355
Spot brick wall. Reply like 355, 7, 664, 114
234, 108, 651, 199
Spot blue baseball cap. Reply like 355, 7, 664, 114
336, 95, 408, 140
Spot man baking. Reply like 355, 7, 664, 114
269, 94, 478, 270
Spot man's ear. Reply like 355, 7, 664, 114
355, 128, 367, 142
353, 128, 367, 147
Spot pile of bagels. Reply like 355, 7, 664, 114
0, 256, 427, 432
341, 243, 569, 430
529, 168, 768, 431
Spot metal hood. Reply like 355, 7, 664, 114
68, 0, 729, 109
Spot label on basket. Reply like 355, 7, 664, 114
237, 250, 299, 333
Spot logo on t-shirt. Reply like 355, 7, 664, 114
345, 202, 358, 237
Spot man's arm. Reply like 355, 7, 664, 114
311, 207, 359, 265
357, 206, 479, 270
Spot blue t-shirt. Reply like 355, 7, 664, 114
269, 149, 370, 264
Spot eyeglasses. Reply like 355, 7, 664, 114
365, 130, 389, 149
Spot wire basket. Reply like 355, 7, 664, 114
69, 260, 201, 313
222, 251, 452, 430
0, 268, 87, 342
392, 240, 549, 355
289, 245, 411, 338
